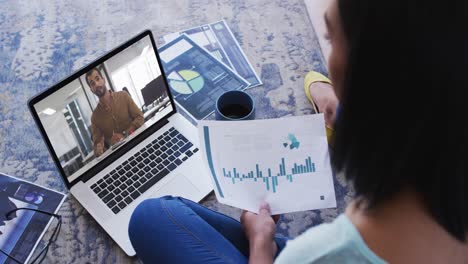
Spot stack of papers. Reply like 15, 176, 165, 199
159, 20, 262, 121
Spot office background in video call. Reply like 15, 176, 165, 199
34, 36, 167, 178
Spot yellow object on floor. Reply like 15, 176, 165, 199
304, 71, 335, 145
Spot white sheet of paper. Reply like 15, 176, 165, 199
198, 114, 337, 214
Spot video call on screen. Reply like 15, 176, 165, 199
34, 36, 173, 182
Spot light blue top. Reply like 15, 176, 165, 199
275, 214, 387, 264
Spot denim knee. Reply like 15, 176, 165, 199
128, 196, 175, 239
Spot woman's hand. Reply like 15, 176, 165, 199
241, 202, 278, 264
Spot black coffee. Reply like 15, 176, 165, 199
220, 104, 251, 119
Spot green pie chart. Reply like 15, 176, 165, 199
168, 69, 205, 95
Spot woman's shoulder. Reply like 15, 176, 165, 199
275, 214, 386, 264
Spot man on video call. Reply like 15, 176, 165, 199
86, 67, 144, 157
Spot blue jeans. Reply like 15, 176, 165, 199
128, 196, 288, 263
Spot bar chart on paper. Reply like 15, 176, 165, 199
222, 157, 316, 193
199, 115, 337, 214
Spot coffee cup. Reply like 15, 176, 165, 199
215, 90, 255, 120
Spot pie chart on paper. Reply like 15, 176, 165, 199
168, 69, 205, 95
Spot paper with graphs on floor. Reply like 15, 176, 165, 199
158, 34, 250, 121
198, 114, 336, 215
0, 172, 65, 264
162, 20, 262, 88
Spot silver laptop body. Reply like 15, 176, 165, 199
28, 30, 212, 256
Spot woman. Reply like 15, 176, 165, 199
128, 0, 468, 262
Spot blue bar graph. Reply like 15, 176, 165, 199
203, 126, 318, 195
221, 155, 317, 193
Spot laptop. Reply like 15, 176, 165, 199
28, 30, 213, 256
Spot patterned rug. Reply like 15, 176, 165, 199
0, 0, 353, 262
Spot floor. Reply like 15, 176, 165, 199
305, 0, 332, 63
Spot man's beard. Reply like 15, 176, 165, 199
94, 86, 106, 97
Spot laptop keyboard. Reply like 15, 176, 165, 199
90, 127, 199, 214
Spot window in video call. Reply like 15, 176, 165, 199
34, 36, 173, 182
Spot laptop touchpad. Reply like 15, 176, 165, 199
151, 174, 200, 198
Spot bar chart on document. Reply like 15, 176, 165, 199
198, 115, 337, 214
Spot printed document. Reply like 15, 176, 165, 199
198, 114, 337, 214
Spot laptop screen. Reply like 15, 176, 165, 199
32, 35, 173, 183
